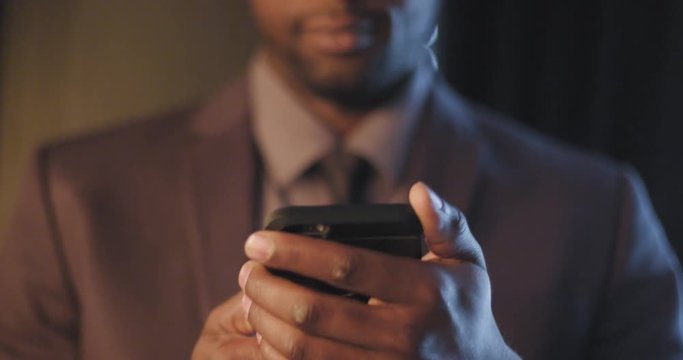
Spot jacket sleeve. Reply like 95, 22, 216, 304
588, 168, 683, 359
0, 149, 79, 359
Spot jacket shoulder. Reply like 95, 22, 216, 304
41, 78, 249, 177
434, 82, 625, 190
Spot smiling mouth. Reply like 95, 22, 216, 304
298, 12, 385, 56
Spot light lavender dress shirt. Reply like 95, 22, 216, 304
248, 52, 435, 222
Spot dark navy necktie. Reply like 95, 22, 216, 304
318, 151, 374, 204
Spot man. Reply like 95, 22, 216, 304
1, 0, 681, 359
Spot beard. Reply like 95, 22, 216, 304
281, 44, 414, 111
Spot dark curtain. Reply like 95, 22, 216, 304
438, 1, 683, 259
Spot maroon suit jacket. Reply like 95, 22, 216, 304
1, 78, 681, 359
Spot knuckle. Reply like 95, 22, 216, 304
291, 297, 322, 327
330, 250, 362, 286
283, 333, 308, 360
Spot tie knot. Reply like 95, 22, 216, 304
318, 152, 373, 204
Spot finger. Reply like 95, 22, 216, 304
192, 292, 262, 359
259, 339, 288, 360
192, 337, 261, 360
248, 298, 387, 360
243, 231, 432, 303
204, 291, 255, 337
240, 262, 413, 353
409, 182, 486, 269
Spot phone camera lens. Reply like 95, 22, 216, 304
315, 224, 330, 238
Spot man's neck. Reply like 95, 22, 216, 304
292, 93, 367, 136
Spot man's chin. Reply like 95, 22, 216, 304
304, 74, 409, 111
283, 46, 412, 110
310, 84, 378, 110
295, 61, 390, 108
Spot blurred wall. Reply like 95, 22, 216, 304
0, 1, 257, 240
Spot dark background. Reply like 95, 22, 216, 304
438, 1, 683, 259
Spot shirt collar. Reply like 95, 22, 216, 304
249, 51, 435, 190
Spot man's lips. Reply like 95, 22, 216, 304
299, 13, 380, 55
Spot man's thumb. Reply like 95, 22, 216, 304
409, 182, 486, 269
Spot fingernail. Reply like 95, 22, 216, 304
256, 332, 263, 344
238, 262, 253, 289
241, 295, 252, 320
245, 233, 273, 262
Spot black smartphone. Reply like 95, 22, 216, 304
264, 204, 424, 300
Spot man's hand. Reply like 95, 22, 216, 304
239, 182, 519, 359
191, 291, 261, 359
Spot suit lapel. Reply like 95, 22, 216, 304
182, 80, 258, 317
404, 78, 483, 216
